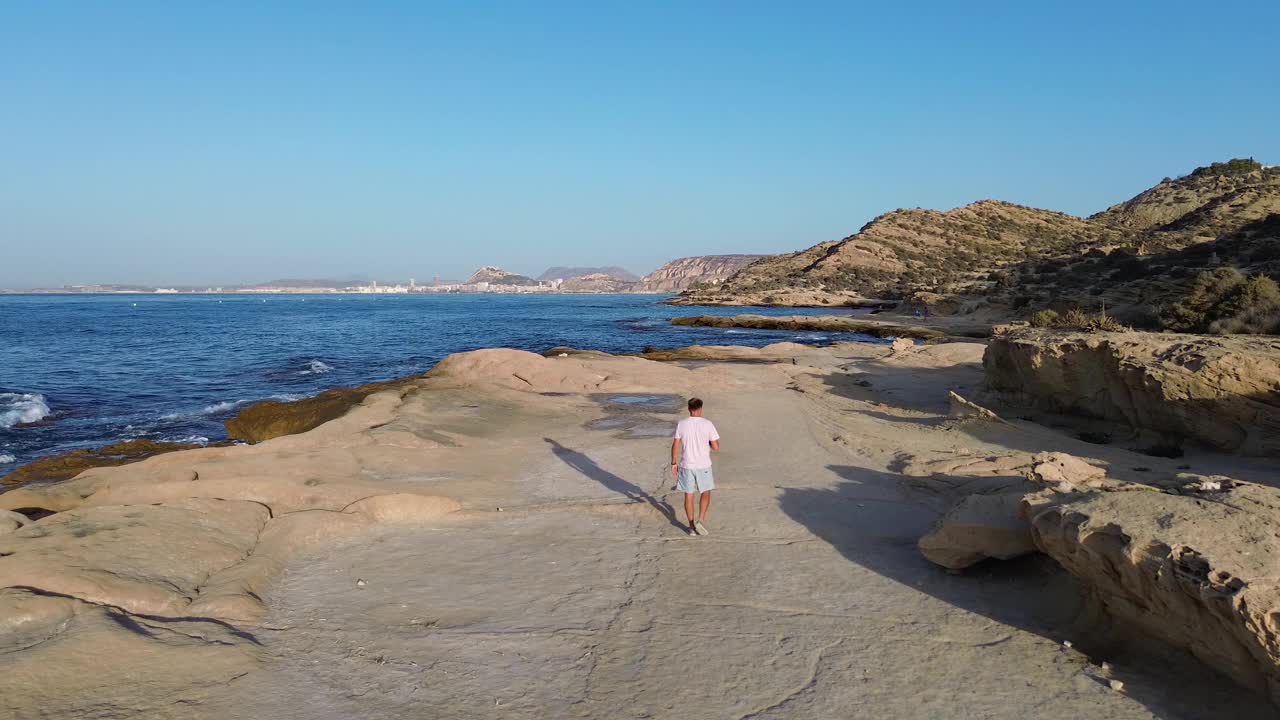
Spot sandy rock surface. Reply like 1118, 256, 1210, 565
2, 343, 1276, 718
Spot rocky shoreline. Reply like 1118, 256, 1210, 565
3, 336, 1280, 718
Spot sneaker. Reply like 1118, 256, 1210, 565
695, 521, 709, 536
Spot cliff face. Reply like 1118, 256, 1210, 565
630, 255, 766, 293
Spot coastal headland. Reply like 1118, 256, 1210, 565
4, 334, 1280, 719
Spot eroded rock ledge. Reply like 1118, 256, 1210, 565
916, 448, 1280, 706
984, 329, 1280, 457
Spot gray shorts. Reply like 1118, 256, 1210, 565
677, 466, 715, 493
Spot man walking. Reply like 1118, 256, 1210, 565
671, 397, 720, 536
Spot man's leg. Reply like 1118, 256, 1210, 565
698, 490, 711, 522
684, 492, 697, 530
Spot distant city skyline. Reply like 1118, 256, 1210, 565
2, 2, 1278, 288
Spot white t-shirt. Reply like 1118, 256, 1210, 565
673, 416, 720, 470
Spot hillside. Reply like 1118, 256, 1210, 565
1008, 214, 1280, 330
677, 201, 1136, 306
558, 273, 634, 293
676, 159, 1280, 331
630, 255, 767, 293
1092, 159, 1279, 234
465, 266, 540, 286
537, 266, 638, 282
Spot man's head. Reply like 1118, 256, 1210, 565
688, 397, 704, 416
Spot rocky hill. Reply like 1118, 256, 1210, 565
557, 273, 634, 293
630, 255, 767, 293
675, 159, 1280, 333
1092, 159, 1279, 234
677, 201, 1136, 306
537, 266, 638, 282
465, 266, 539, 286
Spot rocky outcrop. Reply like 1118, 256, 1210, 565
984, 329, 1280, 457
1024, 482, 1280, 705
918, 491, 1036, 570
916, 448, 1280, 706
671, 314, 944, 339
224, 376, 417, 443
630, 255, 766, 293
911, 451, 1115, 570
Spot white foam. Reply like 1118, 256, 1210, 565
0, 454, 15, 464
0, 393, 51, 429
270, 393, 307, 402
299, 360, 334, 375
202, 400, 248, 415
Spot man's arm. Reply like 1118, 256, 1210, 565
709, 439, 720, 452
670, 438, 682, 477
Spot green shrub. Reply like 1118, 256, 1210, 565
1161, 268, 1280, 334
1189, 158, 1263, 178
1029, 309, 1059, 327
1054, 308, 1128, 333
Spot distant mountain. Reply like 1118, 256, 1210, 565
465, 266, 539, 286
558, 273, 635, 293
538, 266, 638, 282
630, 255, 768, 293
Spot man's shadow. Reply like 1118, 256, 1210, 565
544, 438, 687, 532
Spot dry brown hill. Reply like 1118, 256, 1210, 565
680, 200, 1136, 306
1092, 159, 1280, 235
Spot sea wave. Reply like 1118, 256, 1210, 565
0, 454, 15, 464
299, 360, 334, 375
201, 394, 307, 415
0, 393, 51, 428
202, 399, 250, 415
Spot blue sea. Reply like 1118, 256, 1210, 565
0, 293, 878, 476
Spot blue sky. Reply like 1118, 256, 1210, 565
2, 1, 1277, 287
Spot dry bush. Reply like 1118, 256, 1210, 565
1054, 308, 1128, 333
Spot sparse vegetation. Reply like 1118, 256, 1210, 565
1052, 308, 1128, 333
1161, 268, 1280, 334
1028, 309, 1059, 328
1188, 158, 1263, 179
